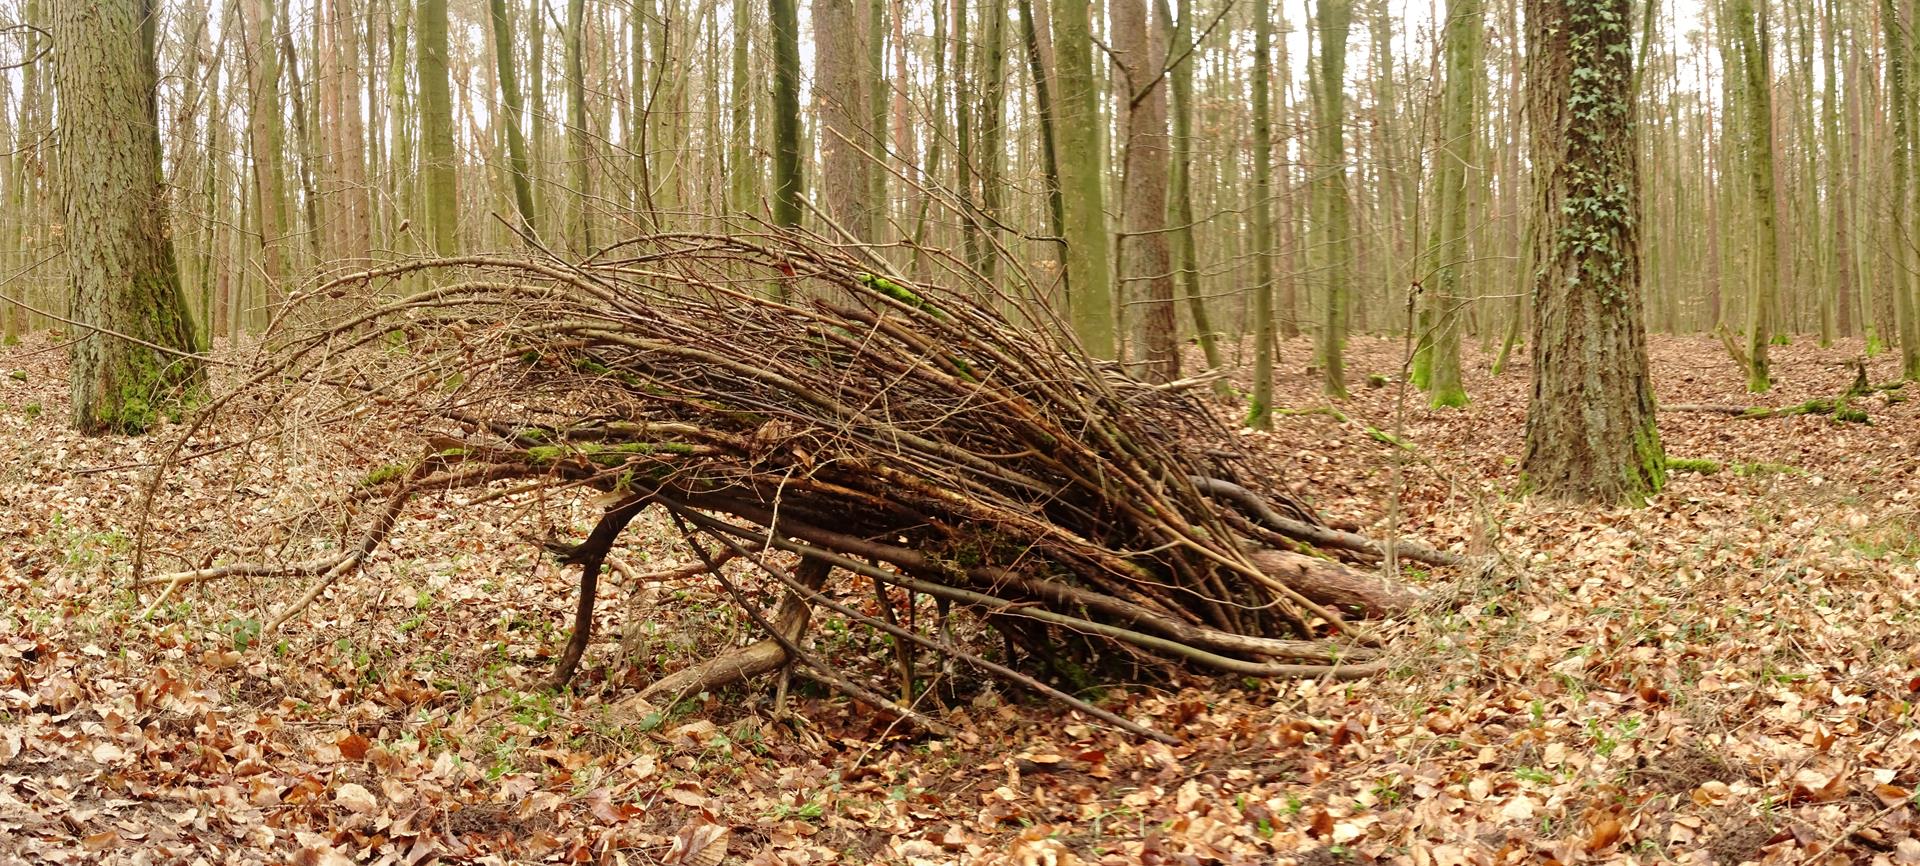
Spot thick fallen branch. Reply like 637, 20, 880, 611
1665, 398, 1870, 423
1246, 549, 1424, 617
639, 557, 831, 705
1190, 475, 1468, 568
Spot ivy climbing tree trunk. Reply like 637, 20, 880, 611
1522, 0, 1665, 505
54, 0, 206, 434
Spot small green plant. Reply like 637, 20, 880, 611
1587, 716, 1642, 758
1368, 778, 1404, 807
767, 798, 826, 821
222, 617, 262, 651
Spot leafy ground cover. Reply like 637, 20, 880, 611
0, 334, 1915, 864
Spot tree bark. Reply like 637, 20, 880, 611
769, 0, 804, 230
489, 0, 539, 239
239, 0, 291, 292
1248, 0, 1278, 426
1115, 0, 1178, 382
417, 0, 458, 255
1887, 0, 1920, 379
1521, 0, 1665, 505
54, 0, 206, 433
1018, 0, 1067, 303
565, 0, 594, 251
1729, 0, 1780, 391
1312, 0, 1354, 398
1421, 0, 1482, 408
814, 0, 873, 241
1052, 0, 1116, 357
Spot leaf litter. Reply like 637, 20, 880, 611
0, 333, 1916, 864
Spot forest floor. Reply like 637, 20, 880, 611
0, 333, 1917, 865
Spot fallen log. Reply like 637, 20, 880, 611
1665, 398, 1869, 423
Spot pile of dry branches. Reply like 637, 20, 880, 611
143, 232, 1459, 739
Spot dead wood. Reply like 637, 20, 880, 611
639, 557, 831, 703
1247, 549, 1424, 617
158, 231, 1454, 736
1189, 475, 1469, 568
1665, 398, 1870, 423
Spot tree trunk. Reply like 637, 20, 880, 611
814, 0, 873, 241
1248, 0, 1278, 427
769, 0, 804, 230
1161, 0, 1225, 390
565, 0, 594, 251
489, 0, 539, 239
1521, 0, 1665, 505
976, 0, 1008, 285
1824, 0, 1853, 338
54, 0, 206, 434
1052, 0, 1116, 357
1729, 0, 1780, 391
1889, 0, 1920, 378
1019, 0, 1067, 303
1313, 0, 1354, 398
240, 0, 290, 291
868, 0, 890, 241
529, 0, 549, 240
417, 0, 458, 255
1115, 0, 1178, 382
276, 5, 325, 264
384, 0, 415, 261
328, 0, 371, 262
1422, 0, 1482, 408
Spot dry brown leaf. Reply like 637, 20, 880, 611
1307, 808, 1333, 839
1790, 768, 1849, 803
1584, 816, 1622, 852
664, 817, 729, 866
333, 782, 378, 814
336, 731, 371, 762
663, 783, 707, 807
